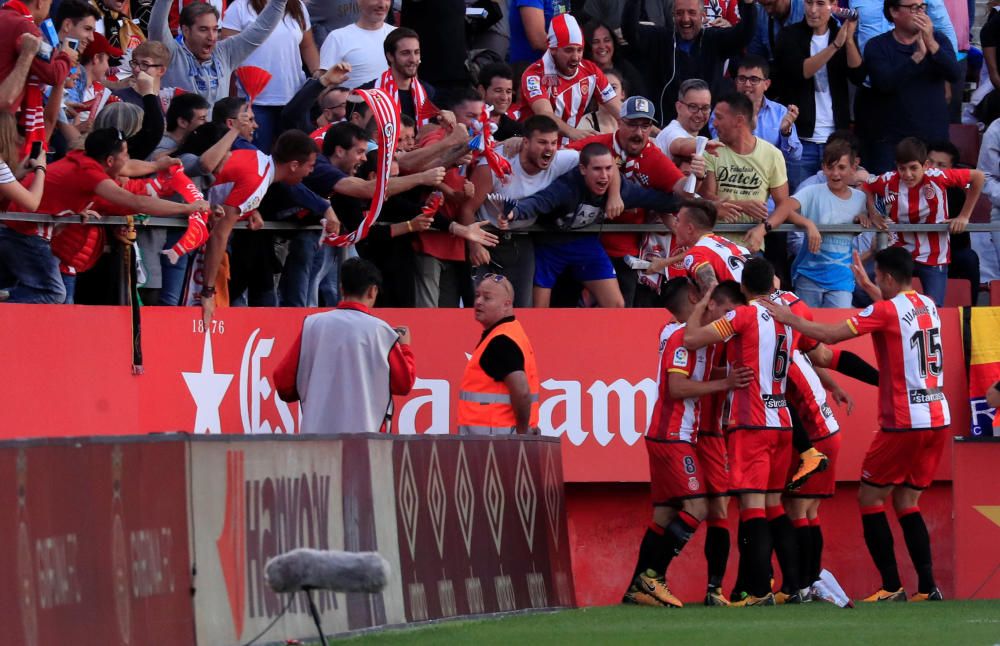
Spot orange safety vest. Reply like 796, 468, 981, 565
458, 319, 540, 434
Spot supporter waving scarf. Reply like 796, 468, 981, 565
4, 0, 46, 157
323, 88, 399, 247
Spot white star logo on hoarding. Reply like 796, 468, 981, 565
182, 333, 234, 434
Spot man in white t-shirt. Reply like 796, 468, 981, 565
461, 115, 579, 307
654, 78, 717, 174
318, 0, 395, 89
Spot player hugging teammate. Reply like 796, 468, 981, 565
625, 200, 942, 607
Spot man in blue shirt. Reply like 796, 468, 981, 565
710, 56, 802, 174
509, 0, 554, 65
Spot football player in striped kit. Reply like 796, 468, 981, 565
762, 246, 949, 603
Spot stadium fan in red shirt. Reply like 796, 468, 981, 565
0, 128, 208, 304
761, 246, 950, 603
861, 137, 984, 307
200, 130, 338, 325
567, 96, 702, 306
623, 277, 753, 608
682, 259, 820, 606
519, 13, 622, 143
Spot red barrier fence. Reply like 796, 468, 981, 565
0, 434, 573, 646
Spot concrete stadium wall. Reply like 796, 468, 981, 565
0, 434, 574, 646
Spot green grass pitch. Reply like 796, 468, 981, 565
338, 600, 1000, 645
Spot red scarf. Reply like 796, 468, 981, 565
4, 0, 45, 156
374, 69, 437, 127
323, 88, 399, 247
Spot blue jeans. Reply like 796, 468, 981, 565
252, 105, 282, 154
794, 274, 852, 308
788, 140, 824, 193
159, 229, 190, 306
278, 230, 322, 307
61, 273, 76, 304
914, 262, 947, 306
0, 226, 66, 303
309, 243, 341, 307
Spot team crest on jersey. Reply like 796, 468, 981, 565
724, 310, 737, 321
683, 255, 694, 269
688, 477, 700, 491
922, 185, 936, 200
673, 347, 689, 367
580, 78, 591, 99
858, 305, 874, 318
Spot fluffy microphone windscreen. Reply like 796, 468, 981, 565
265, 549, 390, 594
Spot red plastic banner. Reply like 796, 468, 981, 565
0, 305, 969, 483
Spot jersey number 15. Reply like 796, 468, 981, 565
909, 327, 942, 379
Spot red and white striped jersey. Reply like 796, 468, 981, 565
519, 58, 616, 131
847, 291, 950, 430
683, 233, 751, 285
712, 300, 795, 429
769, 290, 838, 439
648, 322, 718, 442
863, 167, 971, 266
208, 149, 275, 219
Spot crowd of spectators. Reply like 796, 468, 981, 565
0, 0, 998, 311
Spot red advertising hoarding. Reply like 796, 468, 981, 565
0, 305, 969, 484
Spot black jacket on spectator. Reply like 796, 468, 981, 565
621, 0, 756, 124
773, 19, 866, 140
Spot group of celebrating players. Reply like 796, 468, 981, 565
626, 199, 949, 607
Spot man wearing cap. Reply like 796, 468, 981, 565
568, 96, 703, 305
458, 273, 540, 435
518, 13, 622, 142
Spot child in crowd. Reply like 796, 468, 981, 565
926, 141, 982, 305
862, 137, 984, 306
772, 139, 868, 307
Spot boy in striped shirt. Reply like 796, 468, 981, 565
862, 137, 983, 306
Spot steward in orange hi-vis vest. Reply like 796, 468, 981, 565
458, 276, 540, 435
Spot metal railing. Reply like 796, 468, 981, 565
1, 212, 999, 234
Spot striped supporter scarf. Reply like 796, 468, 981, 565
374, 69, 437, 127
323, 88, 399, 247
4, 0, 45, 157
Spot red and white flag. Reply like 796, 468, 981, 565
322, 88, 399, 248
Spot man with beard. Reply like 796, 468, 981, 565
364, 27, 438, 127
488, 143, 680, 308
568, 96, 700, 306
518, 13, 621, 142
464, 115, 583, 307
622, 0, 757, 125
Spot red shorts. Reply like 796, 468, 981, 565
861, 427, 948, 490
786, 432, 841, 498
645, 439, 707, 506
726, 428, 793, 494
695, 433, 729, 496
